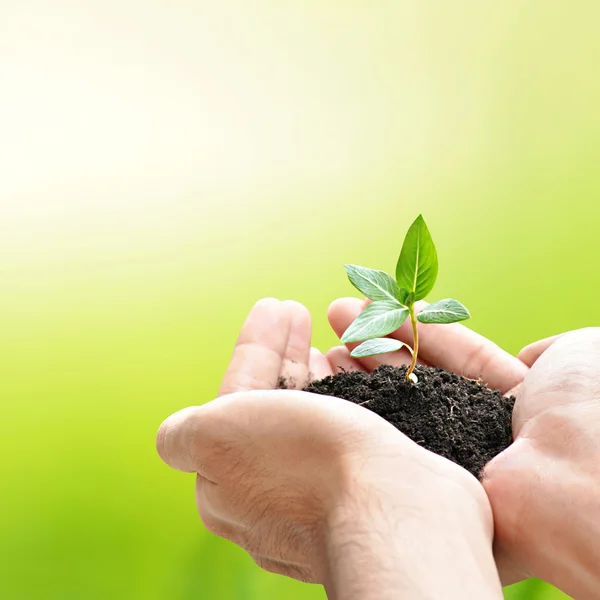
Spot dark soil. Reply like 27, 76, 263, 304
304, 364, 514, 478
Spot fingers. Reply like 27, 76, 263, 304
325, 345, 366, 374
278, 301, 312, 389
157, 395, 245, 478
328, 297, 528, 393
517, 334, 564, 367
439, 325, 527, 394
219, 299, 313, 395
309, 347, 335, 382
507, 333, 567, 397
156, 405, 205, 474
218, 298, 290, 396
156, 387, 389, 477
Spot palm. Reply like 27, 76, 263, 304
327, 297, 535, 586
511, 329, 600, 436
220, 299, 600, 594
483, 329, 600, 593
161, 297, 504, 587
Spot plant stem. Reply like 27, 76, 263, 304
406, 305, 419, 381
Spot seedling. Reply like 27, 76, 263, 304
342, 215, 470, 383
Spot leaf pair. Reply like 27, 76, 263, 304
343, 297, 471, 357
345, 215, 440, 308
342, 215, 470, 362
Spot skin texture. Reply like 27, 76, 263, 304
483, 328, 600, 599
329, 298, 600, 598
325, 298, 528, 394
158, 295, 600, 598
157, 299, 503, 599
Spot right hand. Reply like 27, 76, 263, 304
483, 328, 600, 599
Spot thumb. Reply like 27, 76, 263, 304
156, 406, 204, 474
517, 333, 564, 367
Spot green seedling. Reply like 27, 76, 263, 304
342, 215, 470, 383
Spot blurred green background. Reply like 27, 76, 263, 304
2, 1, 599, 598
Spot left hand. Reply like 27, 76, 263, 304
156, 299, 502, 596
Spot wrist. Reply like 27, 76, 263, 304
323, 448, 502, 599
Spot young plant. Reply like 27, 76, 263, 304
342, 214, 470, 383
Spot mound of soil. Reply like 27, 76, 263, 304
304, 364, 515, 478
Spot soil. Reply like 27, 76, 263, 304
303, 364, 515, 478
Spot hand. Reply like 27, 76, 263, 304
157, 299, 503, 598
326, 298, 528, 394
483, 328, 600, 599
327, 297, 532, 583
328, 299, 600, 595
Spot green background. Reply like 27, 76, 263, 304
2, 1, 599, 598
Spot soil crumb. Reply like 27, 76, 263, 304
304, 364, 515, 478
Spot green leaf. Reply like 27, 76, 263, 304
341, 300, 410, 343
345, 264, 404, 303
395, 215, 439, 301
398, 287, 410, 304
417, 299, 471, 324
350, 338, 411, 358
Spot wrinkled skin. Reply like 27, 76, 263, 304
157, 299, 503, 598
484, 328, 600, 598
330, 298, 600, 598
158, 296, 600, 598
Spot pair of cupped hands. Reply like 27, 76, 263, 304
157, 297, 600, 599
